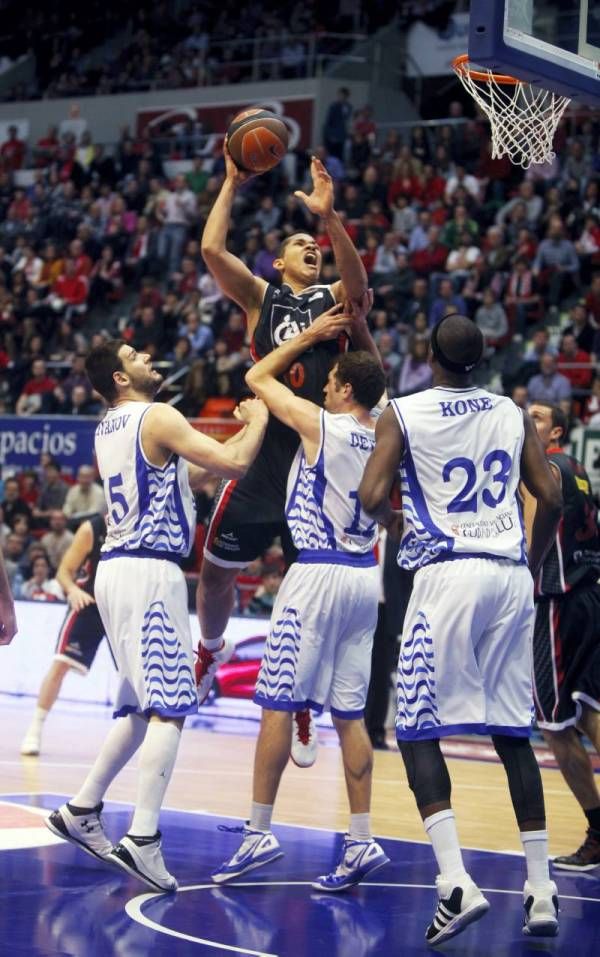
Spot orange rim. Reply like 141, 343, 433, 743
452, 53, 521, 86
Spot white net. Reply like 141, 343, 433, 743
453, 56, 571, 169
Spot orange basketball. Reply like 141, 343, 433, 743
226, 108, 289, 174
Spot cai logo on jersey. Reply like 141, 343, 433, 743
272, 304, 312, 345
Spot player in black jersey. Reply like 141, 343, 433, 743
529, 402, 600, 872
21, 514, 109, 757
196, 143, 380, 759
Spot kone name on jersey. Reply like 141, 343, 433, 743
439, 396, 493, 417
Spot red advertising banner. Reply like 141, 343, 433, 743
136, 96, 314, 151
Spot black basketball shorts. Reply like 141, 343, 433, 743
533, 585, 600, 730
54, 601, 107, 673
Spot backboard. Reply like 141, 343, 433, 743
468, 0, 600, 104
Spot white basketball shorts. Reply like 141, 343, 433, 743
95, 556, 198, 720
253, 561, 379, 718
396, 558, 535, 741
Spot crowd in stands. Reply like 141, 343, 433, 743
1, 0, 395, 101
0, 76, 599, 604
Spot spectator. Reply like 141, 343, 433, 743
410, 226, 448, 279
2, 476, 32, 528
254, 196, 281, 234
185, 156, 209, 195
21, 554, 63, 602
3, 532, 27, 591
377, 331, 402, 389
51, 257, 89, 322
527, 352, 572, 413
62, 465, 106, 521
178, 309, 213, 356
429, 278, 467, 327
397, 336, 432, 396
323, 87, 353, 159
557, 332, 593, 393
34, 460, 70, 521
496, 180, 543, 228
40, 510, 74, 571
563, 301, 596, 355
533, 218, 580, 309
89, 245, 123, 304
1, 125, 25, 172
253, 231, 280, 284
475, 289, 509, 347
15, 358, 58, 415
243, 564, 283, 616
504, 257, 540, 338
156, 174, 197, 274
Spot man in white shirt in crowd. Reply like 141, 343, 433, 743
62, 466, 106, 522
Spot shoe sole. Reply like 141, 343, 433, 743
107, 849, 178, 893
45, 814, 111, 865
427, 899, 490, 946
553, 860, 600, 872
290, 753, 317, 769
523, 919, 559, 937
311, 855, 390, 893
212, 850, 284, 885
20, 748, 40, 756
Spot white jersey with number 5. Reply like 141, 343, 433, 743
390, 387, 526, 570
94, 401, 195, 558
285, 410, 378, 557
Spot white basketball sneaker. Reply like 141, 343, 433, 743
212, 825, 283, 884
425, 874, 490, 945
108, 833, 178, 892
522, 880, 559, 937
290, 709, 318, 768
45, 802, 113, 862
21, 726, 42, 756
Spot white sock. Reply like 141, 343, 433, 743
350, 813, 372, 841
129, 721, 182, 837
71, 714, 147, 809
201, 636, 224, 652
32, 706, 48, 728
250, 801, 273, 832
521, 829, 550, 886
424, 809, 468, 881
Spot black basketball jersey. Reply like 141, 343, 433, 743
536, 449, 600, 598
236, 281, 347, 516
76, 514, 106, 596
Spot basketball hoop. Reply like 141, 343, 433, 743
452, 54, 571, 169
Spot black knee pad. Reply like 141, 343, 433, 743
398, 739, 451, 810
491, 734, 545, 826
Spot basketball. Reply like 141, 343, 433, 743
226, 108, 289, 174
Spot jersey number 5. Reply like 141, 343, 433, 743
108, 472, 130, 524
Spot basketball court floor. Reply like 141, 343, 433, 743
1, 696, 598, 955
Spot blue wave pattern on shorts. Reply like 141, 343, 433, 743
396, 610, 440, 734
140, 600, 196, 711
130, 461, 190, 555
255, 607, 302, 700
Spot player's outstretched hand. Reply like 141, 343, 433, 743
235, 397, 269, 425
294, 155, 334, 218
66, 584, 96, 612
223, 140, 256, 188
0, 598, 17, 645
307, 303, 351, 343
